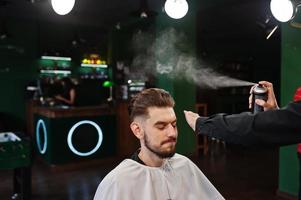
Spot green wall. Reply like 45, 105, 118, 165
0, 18, 38, 130
279, 20, 301, 196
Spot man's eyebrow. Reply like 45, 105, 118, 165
154, 120, 177, 126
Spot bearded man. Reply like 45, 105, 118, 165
94, 88, 224, 200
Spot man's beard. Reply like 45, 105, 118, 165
144, 133, 176, 159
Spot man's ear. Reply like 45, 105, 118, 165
130, 121, 144, 139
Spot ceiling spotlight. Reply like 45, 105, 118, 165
140, 11, 148, 18
130, 0, 157, 18
0, 21, 10, 40
0, 34, 7, 40
70, 32, 86, 47
0, 32, 8, 40
51, 0, 75, 15
164, 0, 189, 19
270, 0, 295, 22
115, 22, 121, 30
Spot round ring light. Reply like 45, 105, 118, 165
67, 120, 103, 156
36, 119, 47, 154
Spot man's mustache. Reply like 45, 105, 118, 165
161, 137, 177, 145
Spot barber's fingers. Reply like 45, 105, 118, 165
248, 84, 257, 109
258, 80, 279, 109
258, 81, 273, 88
184, 110, 199, 132
249, 84, 257, 94
258, 81, 274, 96
248, 94, 253, 109
255, 99, 266, 107
184, 110, 199, 120
255, 99, 276, 110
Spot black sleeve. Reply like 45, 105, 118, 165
196, 101, 301, 146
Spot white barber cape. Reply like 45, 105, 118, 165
94, 153, 224, 200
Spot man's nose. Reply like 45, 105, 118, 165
166, 124, 177, 137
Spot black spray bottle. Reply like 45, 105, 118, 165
252, 84, 268, 114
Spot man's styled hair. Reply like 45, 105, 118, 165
128, 88, 175, 122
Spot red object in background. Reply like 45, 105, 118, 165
294, 87, 301, 102
294, 87, 301, 153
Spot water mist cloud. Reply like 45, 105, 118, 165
131, 28, 255, 89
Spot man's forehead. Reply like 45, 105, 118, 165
146, 107, 176, 122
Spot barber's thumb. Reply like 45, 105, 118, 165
255, 99, 266, 107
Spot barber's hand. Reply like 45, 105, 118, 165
249, 81, 279, 111
184, 110, 200, 131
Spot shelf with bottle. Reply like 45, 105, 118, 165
78, 54, 108, 79
81, 56, 108, 68
38, 55, 72, 77
78, 65, 108, 79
